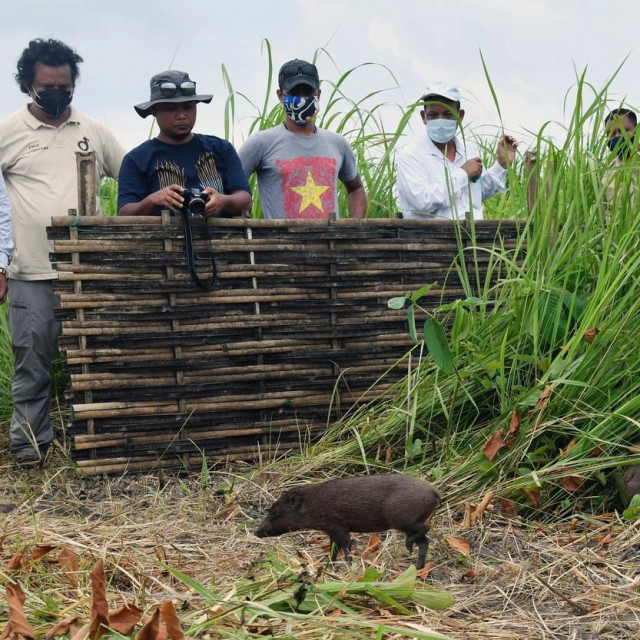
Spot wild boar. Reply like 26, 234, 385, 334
255, 474, 440, 568
624, 465, 640, 502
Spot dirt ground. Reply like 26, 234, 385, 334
1, 442, 639, 640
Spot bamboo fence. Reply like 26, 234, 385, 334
48, 215, 524, 475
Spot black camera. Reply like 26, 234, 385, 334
180, 188, 210, 217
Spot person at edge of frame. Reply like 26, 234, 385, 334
117, 69, 251, 218
602, 107, 639, 214
238, 58, 367, 220
396, 81, 517, 220
0, 38, 125, 469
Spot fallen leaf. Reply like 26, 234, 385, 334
46, 615, 80, 640
598, 534, 614, 547
460, 570, 477, 581
461, 501, 474, 528
88, 560, 109, 640
499, 498, 518, 518
483, 430, 506, 461
58, 550, 80, 586
417, 561, 434, 579
508, 410, 521, 434
536, 385, 552, 410
583, 327, 600, 344
562, 476, 585, 493
31, 545, 56, 561
385, 446, 393, 464
7, 549, 26, 571
136, 610, 165, 640
108, 605, 142, 635
523, 488, 541, 508
160, 602, 185, 640
69, 623, 90, 640
361, 533, 382, 559
3, 584, 35, 640
569, 518, 578, 532
445, 535, 471, 556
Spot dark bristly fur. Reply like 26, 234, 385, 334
255, 474, 440, 568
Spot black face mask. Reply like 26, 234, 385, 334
31, 87, 73, 118
608, 134, 634, 159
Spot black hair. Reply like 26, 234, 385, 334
605, 107, 637, 128
15, 38, 83, 94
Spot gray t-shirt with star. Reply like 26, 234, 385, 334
238, 124, 358, 219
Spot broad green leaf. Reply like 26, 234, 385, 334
423, 317, 454, 374
387, 296, 406, 310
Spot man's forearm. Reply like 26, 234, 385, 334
348, 186, 367, 218
118, 196, 158, 216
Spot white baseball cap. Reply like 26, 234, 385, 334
420, 82, 461, 103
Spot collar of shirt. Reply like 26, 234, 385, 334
21, 103, 81, 130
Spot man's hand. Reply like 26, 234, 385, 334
497, 135, 517, 169
0, 273, 7, 305
147, 184, 185, 213
461, 157, 483, 181
203, 188, 228, 218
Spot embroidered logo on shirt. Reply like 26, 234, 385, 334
276, 156, 336, 219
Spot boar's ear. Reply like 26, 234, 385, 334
286, 489, 304, 510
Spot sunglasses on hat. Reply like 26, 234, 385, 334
153, 81, 197, 98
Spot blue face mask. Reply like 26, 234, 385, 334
426, 119, 458, 144
283, 94, 319, 126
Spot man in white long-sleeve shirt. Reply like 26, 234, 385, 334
396, 82, 516, 220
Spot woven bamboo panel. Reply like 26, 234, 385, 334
48, 215, 524, 475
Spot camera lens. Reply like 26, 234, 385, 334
188, 197, 206, 216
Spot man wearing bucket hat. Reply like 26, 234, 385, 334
117, 70, 251, 217
396, 82, 516, 220
0, 37, 125, 468
238, 59, 366, 219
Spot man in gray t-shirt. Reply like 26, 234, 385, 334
239, 59, 366, 219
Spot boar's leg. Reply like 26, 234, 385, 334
404, 524, 430, 569
327, 528, 352, 562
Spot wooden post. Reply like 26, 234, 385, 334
75, 151, 97, 216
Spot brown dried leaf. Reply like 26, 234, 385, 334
136, 610, 162, 640
160, 602, 185, 640
417, 560, 434, 579
499, 498, 518, 518
4, 584, 35, 640
508, 410, 521, 434
31, 545, 56, 562
445, 535, 471, 556
68, 622, 90, 640
7, 549, 26, 571
461, 501, 473, 528
88, 560, 109, 640
460, 570, 477, 582
46, 615, 80, 640
562, 475, 585, 493
58, 549, 80, 586
385, 446, 393, 464
483, 430, 506, 461
361, 533, 382, 559
108, 605, 143, 635
523, 488, 541, 508
598, 534, 614, 547
583, 327, 600, 344
536, 385, 552, 410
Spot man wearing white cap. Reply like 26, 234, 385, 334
396, 82, 516, 220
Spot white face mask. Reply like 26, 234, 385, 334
426, 119, 457, 144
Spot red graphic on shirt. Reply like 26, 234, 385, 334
276, 156, 336, 219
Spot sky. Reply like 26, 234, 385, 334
1, 0, 638, 153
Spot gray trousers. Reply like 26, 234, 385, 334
8, 279, 60, 454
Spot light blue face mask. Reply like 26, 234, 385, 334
426, 119, 458, 144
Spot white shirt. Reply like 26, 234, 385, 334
396, 132, 507, 220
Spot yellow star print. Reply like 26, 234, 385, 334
291, 171, 329, 213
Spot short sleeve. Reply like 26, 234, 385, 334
117, 152, 149, 210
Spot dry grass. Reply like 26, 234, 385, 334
1, 436, 639, 640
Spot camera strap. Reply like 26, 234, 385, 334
181, 212, 217, 291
